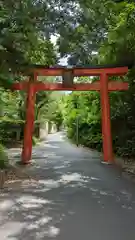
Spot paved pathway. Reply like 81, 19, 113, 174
1, 132, 135, 240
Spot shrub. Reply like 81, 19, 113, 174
32, 136, 39, 146
0, 144, 9, 169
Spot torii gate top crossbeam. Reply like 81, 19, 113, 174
18, 64, 129, 77
13, 65, 129, 92
28, 65, 128, 76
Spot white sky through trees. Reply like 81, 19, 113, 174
51, 35, 68, 66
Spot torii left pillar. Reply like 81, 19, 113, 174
21, 75, 36, 164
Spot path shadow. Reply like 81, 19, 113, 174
1, 167, 135, 240
2, 133, 135, 240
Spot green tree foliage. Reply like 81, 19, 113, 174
98, 1, 135, 158
0, 0, 59, 155
57, 0, 114, 65
63, 1, 135, 159
98, 2, 135, 66
63, 91, 102, 150
45, 92, 63, 130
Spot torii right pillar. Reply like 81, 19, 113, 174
100, 73, 113, 163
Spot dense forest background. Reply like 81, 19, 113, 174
0, 0, 135, 166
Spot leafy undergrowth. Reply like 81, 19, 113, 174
32, 136, 40, 146
0, 143, 9, 169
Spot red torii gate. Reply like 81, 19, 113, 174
12, 65, 129, 164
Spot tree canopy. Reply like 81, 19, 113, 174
1, 0, 135, 162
